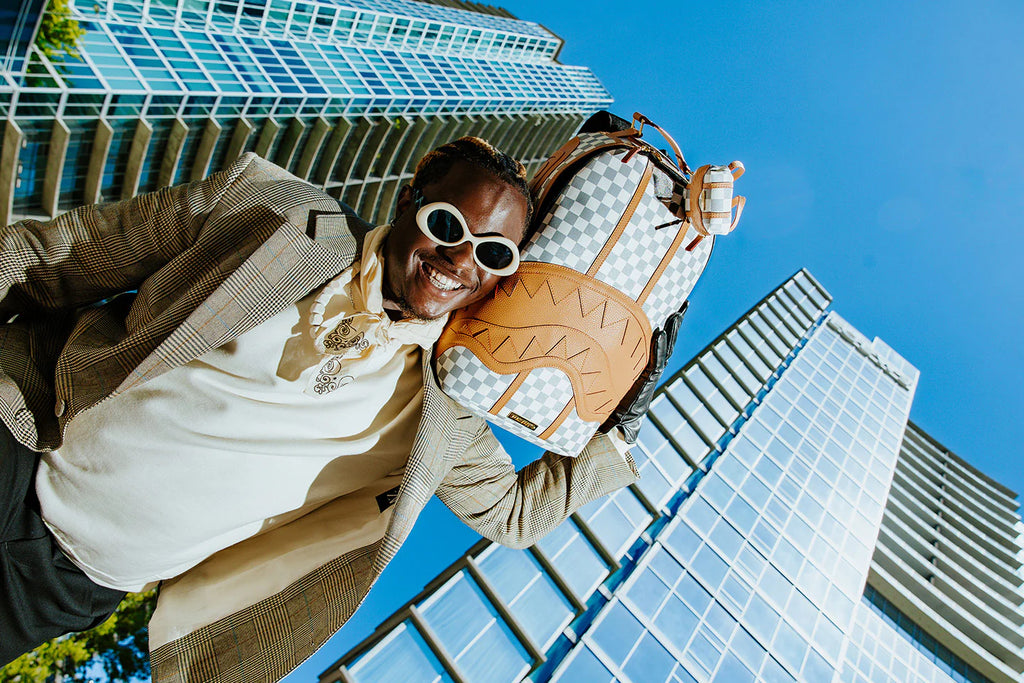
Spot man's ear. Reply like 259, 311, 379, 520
395, 184, 413, 220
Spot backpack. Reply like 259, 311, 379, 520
435, 111, 745, 455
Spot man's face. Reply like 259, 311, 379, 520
382, 160, 529, 320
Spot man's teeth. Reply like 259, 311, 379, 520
425, 264, 463, 291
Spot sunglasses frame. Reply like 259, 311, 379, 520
412, 190, 521, 277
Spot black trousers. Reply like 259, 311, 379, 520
0, 422, 126, 667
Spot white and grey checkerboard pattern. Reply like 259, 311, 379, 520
697, 165, 738, 234
497, 401, 600, 456
524, 149, 647, 274
546, 408, 602, 456
533, 132, 624, 202
498, 365, 575, 430
437, 347, 515, 412
642, 227, 714, 324
593, 177, 679, 303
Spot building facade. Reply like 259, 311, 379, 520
0, 0, 611, 226
319, 269, 1024, 683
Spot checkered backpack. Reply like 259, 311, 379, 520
435, 112, 745, 455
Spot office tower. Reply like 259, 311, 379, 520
318, 269, 1024, 683
0, 0, 611, 225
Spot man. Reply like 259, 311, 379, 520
0, 137, 672, 681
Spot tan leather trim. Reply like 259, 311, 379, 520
539, 398, 576, 440
687, 164, 711, 236
530, 137, 580, 195
637, 221, 692, 306
437, 262, 652, 422
632, 112, 691, 174
587, 160, 653, 277
489, 371, 529, 415
531, 141, 631, 212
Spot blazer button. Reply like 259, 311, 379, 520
55, 400, 66, 417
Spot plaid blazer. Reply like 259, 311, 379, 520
0, 153, 638, 682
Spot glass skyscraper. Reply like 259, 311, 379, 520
317, 269, 1024, 683
0, 0, 611, 225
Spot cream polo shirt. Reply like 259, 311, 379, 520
36, 226, 446, 591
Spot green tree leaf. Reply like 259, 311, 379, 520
0, 590, 157, 682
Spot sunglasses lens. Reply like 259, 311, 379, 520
426, 208, 464, 243
475, 241, 515, 271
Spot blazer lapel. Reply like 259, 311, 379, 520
118, 213, 359, 394
372, 353, 478, 574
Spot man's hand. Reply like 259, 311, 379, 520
600, 301, 688, 443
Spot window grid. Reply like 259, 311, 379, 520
840, 590, 993, 683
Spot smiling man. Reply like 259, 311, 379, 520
0, 137, 656, 681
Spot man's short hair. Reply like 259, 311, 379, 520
412, 136, 534, 239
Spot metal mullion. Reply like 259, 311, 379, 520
31, 48, 69, 92
365, 13, 381, 48
311, 43, 356, 98
764, 296, 804, 344
661, 387, 717, 450
709, 345, 758, 405
628, 482, 661, 519
325, 6, 341, 44
776, 284, 816, 330
407, 605, 470, 683
207, 93, 225, 120
759, 306, 799, 356
172, 28, 224, 96
304, 4, 318, 41
333, 665, 357, 683
223, 34, 282, 100
380, 15, 399, 47
676, 370, 730, 434
696, 356, 745, 413
736, 320, 780, 374
526, 545, 586, 613
139, 27, 191, 93
646, 410, 701, 471
200, 33, 260, 100
722, 335, 766, 393
70, 40, 113, 92
464, 556, 546, 665
280, 0, 296, 39
749, 309, 789, 361
581, 599, 645, 683
270, 38, 321, 99
54, 90, 70, 119
793, 271, 829, 315
769, 299, 806, 347
569, 512, 621, 572
231, 0, 245, 34
250, 36, 300, 96
138, 92, 154, 120
344, 10, 359, 45
634, 439, 686, 498
346, 47, 378, 99
372, 52, 401, 99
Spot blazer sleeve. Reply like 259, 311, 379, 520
435, 418, 640, 549
0, 152, 260, 317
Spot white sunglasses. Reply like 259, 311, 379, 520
413, 189, 521, 277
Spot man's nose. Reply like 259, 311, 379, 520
441, 240, 476, 271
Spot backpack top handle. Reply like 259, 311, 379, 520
631, 112, 692, 176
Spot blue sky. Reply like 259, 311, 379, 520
286, 2, 1024, 679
